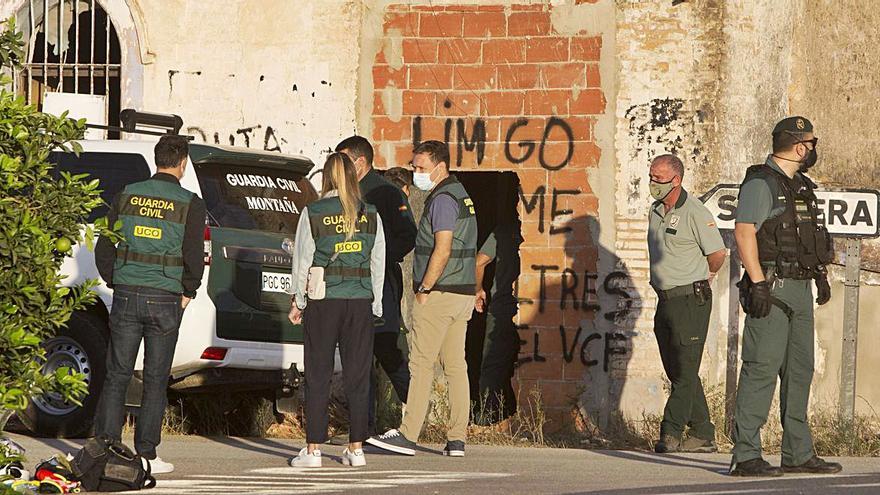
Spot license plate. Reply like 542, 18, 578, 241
261, 272, 292, 293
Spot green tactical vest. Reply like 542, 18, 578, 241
413, 176, 477, 295
744, 165, 833, 279
112, 177, 195, 294
308, 196, 378, 299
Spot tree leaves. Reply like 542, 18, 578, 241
0, 18, 109, 459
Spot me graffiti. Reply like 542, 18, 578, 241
413, 112, 576, 170
186, 124, 286, 152
519, 185, 581, 235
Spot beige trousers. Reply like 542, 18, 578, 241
399, 291, 474, 442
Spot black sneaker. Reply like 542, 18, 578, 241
654, 434, 681, 454
730, 458, 784, 477
366, 429, 416, 456
781, 456, 843, 474
443, 440, 465, 457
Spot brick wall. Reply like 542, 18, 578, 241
371, 3, 619, 430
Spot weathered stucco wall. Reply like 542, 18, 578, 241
613, 0, 726, 419
133, 0, 363, 166
790, 1, 880, 191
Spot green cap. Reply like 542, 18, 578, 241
773, 116, 813, 135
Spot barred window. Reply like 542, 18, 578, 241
14, 0, 121, 138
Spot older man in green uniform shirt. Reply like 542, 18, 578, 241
729, 116, 841, 477
648, 154, 727, 454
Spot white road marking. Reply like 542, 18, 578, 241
662, 490, 788, 495
135, 467, 512, 494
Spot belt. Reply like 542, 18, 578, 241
414, 246, 476, 258
762, 262, 815, 280
116, 250, 184, 267
654, 282, 705, 302
324, 266, 370, 277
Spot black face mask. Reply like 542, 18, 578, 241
799, 147, 818, 172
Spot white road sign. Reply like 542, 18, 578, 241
701, 184, 880, 238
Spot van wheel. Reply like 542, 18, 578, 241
19, 312, 108, 438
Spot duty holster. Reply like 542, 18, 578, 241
693, 279, 711, 305
737, 271, 794, 320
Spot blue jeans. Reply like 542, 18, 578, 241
94, 286, 182, 459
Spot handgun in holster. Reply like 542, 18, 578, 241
736, 271, 794, 320
692, 279, 711, 305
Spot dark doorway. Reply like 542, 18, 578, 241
454, 171, 523, 423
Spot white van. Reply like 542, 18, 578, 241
20, 119, 322, 437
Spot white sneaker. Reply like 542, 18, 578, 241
288, 447, 322, 468
341, 448, 366, 467
148, 457, 175, 474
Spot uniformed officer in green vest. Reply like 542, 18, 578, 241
730, 116, 841, 477
287, 152, 385, 468
368, 140, 478, 458
647, 154, 727, 454
94, 135, 206, 474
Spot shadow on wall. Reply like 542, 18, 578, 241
515, 214, 641, 432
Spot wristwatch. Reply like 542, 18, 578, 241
416, 285, 432, 294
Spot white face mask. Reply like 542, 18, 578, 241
412, 161, 439, 191
412, 171, 434, 191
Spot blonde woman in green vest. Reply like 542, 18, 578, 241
287, 152, 386, 468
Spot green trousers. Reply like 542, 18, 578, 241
732, 278, 815, 466
654, 293, 715, 440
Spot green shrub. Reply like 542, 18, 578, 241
0, 17, 114, 476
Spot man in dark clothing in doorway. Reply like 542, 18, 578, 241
474, 222, 523, 426
336, 136, 417, 431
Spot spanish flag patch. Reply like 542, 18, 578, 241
399, 205, 408, 212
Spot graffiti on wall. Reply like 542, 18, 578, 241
516, 267, 633, 373
412, 113, 580, 170
186, 125, 287, 152
407, 108, 629, 376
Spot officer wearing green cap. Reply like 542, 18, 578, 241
730, 116, 842, 477
647, 154, 727, 454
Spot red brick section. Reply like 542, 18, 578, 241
372, 4, 607, 431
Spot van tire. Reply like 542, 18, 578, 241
19, 311, 109, 438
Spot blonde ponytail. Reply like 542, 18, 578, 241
322, 152, 362, 240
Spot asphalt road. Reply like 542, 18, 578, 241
9, 433, 880, 494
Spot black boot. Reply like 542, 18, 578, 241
782, 456, 843, 474
730, 458, 784, 477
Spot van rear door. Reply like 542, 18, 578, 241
190, 144, 317, 344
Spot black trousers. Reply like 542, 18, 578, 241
653, 293, 714, 440
477, 307, 520, 424
304, 298, 374, 444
